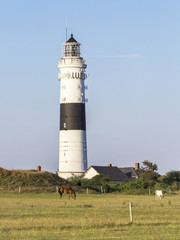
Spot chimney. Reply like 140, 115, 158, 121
108, 164, 112, 167
135, 163, 140, 170
37, 166, 41, 172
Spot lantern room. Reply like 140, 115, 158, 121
63, 34, 81, 57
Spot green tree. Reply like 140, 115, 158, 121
161, 171, 180, 185
138, 160, 160, 188
141, 160, 158, 172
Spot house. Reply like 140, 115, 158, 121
83, 163, 139, 183
119, 166, 139, 179
84, 164, 131, 183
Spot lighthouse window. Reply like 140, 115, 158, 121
72, 45, 76, 56
64, 45, 69, 57
64, 44, 80, 57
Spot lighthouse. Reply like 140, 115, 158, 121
57, 34, 88, 179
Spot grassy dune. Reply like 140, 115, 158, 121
0, 192, 180, 240
0, 168, 66, 190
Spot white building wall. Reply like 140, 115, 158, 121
83, 167, 99, 179
60, 77, 85, 104
59, 130, 87, 173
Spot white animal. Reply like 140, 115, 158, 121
155, 190, 163, 199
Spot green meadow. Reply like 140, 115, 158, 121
0, 192, 180, 240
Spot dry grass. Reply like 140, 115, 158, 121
11, 170, 47, 174
0, 192, 180, 240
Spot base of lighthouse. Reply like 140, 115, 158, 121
58, 172, 84, 179
58, 130, 87, 179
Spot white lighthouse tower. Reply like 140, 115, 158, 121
57, 34, 88, 179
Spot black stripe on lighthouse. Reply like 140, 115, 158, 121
60, 103, 86, 131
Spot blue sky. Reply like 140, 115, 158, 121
0, 0, 180, 174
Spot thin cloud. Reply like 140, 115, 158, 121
88, 54, 141, 59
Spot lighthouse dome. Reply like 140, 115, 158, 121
66, 34, 78, 43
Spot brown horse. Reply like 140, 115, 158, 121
58, 187, 76, 200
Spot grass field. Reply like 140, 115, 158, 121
0, 192, 180, 240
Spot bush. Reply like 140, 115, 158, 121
117, 178, 148, 192
69, 174, 112, 192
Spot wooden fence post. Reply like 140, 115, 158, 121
87, 188, 89, 194
101, 186, 103, 193
19, 186, 21, 194
56, 186, 58, 193
129, 202, 133, 223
